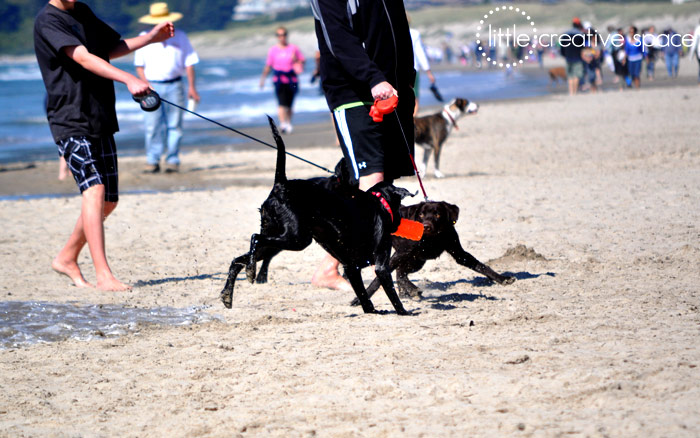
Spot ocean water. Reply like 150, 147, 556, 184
0, 301, 221, 349
0, 58, 551, 164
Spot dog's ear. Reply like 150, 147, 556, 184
457, 98, 468, 112
444, 202, 460, 224
402, 203, 423, 220
390, 186, 414, 200
334, 158, 355, 187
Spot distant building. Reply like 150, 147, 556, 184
233, 0, 310, 21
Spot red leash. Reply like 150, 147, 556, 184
369, 95, 429, 201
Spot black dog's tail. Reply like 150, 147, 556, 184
268, 116, 287, 184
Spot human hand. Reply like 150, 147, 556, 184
371, 81, 397, 101
149, 21, 174, 43
127, 76, 151, 97
189, 88, 201, 103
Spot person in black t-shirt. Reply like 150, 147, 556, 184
34, 0, 174, 291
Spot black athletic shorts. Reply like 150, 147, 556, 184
57, 135, 119, 202
332, 99, 415, 183
275, 83, 298, 107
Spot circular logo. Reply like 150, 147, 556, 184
476, 6, 537, 69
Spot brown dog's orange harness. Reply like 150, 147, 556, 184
371, 191, 424, 241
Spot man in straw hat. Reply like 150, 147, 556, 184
34, 0, 175, 290
135, 2, 200, 173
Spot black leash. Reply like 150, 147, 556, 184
134, 91, 334, 174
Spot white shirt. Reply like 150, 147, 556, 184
134, 29, 199, 81
410, 28, 431, 72
691, 25, 700, 58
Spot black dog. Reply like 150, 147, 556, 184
352, 201, 514, 305
252, 158, 354, 285
221, 117, 414, 315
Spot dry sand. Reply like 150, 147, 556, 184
1, 81, 699, 437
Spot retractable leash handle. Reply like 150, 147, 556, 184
133, 89, 161, 112
369, 94, 398, 122
370, 95, 430, 201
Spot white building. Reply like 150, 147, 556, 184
233, 0, 310, 21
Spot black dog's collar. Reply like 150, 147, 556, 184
371, 191, 393, 222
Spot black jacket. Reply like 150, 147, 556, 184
310, 0, 415, 110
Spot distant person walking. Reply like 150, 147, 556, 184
663, 28, 682, 78
259, 26, 305, 134
408, 17, 436, 115
689, 20, 700, 83
34, 0, 174, 290
560, 17, 585, 95
611, 28, 630, 89
134, 2, 200, 173
643, 26, 658, 81
625, 25, 643, 89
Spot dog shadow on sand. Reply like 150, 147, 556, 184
417, 271, 556, 310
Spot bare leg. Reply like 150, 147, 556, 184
311, 172, 384, 292
58, 156, 68, 181
277, 105, 287, 127
358, 172, 384, 191
311, 253, 352, 292
52, 185, 130, 291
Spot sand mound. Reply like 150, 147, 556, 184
489, 244, 548, 264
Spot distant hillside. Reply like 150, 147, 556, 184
3, 1, 700, 58
0, 0, 237, 55
187, 1, 700, 60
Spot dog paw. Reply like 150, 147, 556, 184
220, 291, 233, 309
434, 169, 445, 179
399, 283, 423, 299
245, 264, 256, 284
500, 276, 516, 285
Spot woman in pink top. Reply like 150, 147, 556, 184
259, 26, 305, 134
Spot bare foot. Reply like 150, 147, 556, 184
312, 272, 353, 292
96, 275, 132, 291
52, 258, 93, 288
312, 266, 352, 292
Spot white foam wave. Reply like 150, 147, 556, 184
0, 65, 42, 81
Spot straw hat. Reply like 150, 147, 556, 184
138, 3, 183, 24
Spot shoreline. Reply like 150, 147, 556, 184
2, 65, 698, 200
1, 84, 698, 436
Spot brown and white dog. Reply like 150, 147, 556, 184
414, 97, 478, 178
548, 66, 567, 86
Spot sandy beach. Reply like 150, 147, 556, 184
1, 67, 700, 437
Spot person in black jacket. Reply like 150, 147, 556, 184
309, 0, 416, 291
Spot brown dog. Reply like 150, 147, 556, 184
414, 97, 478, 178
548, 66, 567, 86
352, 200, 515, 305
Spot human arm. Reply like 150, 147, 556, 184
109, 21, 174, 59
259, 64, 271, 89
186, 65, 200, 102
310, 0, 388, 92
64, 45, 150, 96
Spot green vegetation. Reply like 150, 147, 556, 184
0, 0, 237, 55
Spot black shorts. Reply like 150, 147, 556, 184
275, 82, 298, 107
57, 135, 119, 202
332, 97, 415, 183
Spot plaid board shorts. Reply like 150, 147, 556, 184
57, 135, 119, 202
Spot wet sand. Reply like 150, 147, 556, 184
1, 77, 699, 436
